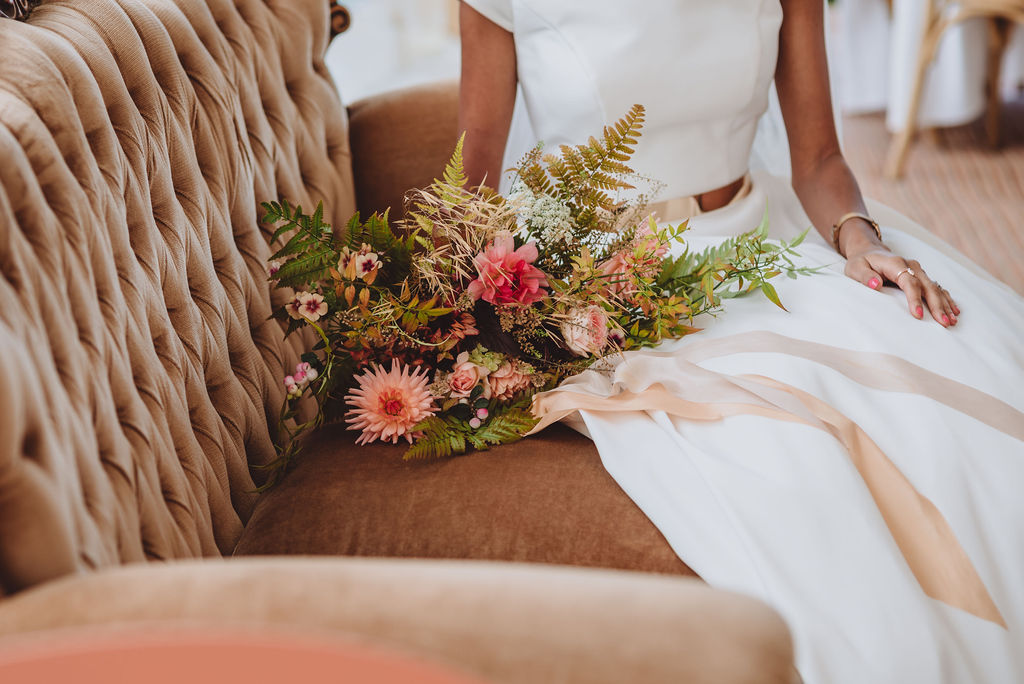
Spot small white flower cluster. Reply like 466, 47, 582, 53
510, 179, 576, 248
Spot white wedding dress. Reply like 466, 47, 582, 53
464, 1, 1024, 681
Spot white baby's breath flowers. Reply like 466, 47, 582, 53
509, 178, 575, 247
509, 178, 534, 215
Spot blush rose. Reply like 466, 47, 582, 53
447, 352, 492, 399
560, 305, 610, 356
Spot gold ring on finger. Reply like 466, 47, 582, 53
895, 267, 916, 282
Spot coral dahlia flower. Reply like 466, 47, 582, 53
467, 231, 548, 306
344, 360, 437, 445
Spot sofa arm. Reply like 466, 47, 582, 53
347, 81, 460, 218
0, 558, 793, 684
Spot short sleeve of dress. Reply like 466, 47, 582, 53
461, 0, 513, 32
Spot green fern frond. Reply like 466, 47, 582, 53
535, 104, 645, 218
443, 133, 468, 189
273, 245, 337, 289
404, 433, 454, 460
515, 145, 555, 196
346, 210, 399, 252
474, 409, 538, 445
404, 416, 457, 460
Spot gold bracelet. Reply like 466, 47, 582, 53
832, 212, 882, 255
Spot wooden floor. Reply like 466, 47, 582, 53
842, 99, 1024, 294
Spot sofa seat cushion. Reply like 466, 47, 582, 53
234, 424, 696, 577
0, 559, 790, 684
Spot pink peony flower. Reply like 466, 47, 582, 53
447, 352, 491, 399
297, 292, 328, 322
345, 359, 437, 445
560, 305, 610, 357
467, 231, 549, 306
487, 360, 533, 401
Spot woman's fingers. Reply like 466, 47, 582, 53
850, 252, 961, 326
944, 288, 961, 317
940, 287, 959, 325
921, 277, 953, 327
843, 256, 883, 290
898, 270, 926, 320
878, 257, 926, 319
867, 255, 925, 321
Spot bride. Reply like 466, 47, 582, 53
458, 1, 1024, 682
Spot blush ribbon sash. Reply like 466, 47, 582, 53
531, 332, 1018, 627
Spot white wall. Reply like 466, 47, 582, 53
325, 0, 460, 104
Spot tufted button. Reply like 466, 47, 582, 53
0, 0, 38, 21
329, 1, 350, 38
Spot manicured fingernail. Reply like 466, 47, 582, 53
950, 314, 957, 324
868, 278, 880, 290
915, 306, 924, 318
941, 314, 950, 326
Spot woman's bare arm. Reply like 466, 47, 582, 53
458, 3, 518, 188
776, 0, 958, 325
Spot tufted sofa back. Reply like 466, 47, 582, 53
0, 0, 355, 594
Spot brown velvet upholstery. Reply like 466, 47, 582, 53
0, 559, 792, 684
348, 81, 461, 219
0, 0, 355, 594
235, 423, 696, 576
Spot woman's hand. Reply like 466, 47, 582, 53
774, 1, 961, 328
840, 221, 961, 328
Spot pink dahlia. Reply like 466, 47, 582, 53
467, 231, 549, 306
344, 359, 437, 445
487, 360, 534, 401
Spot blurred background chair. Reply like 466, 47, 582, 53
885, 0, 1024, 177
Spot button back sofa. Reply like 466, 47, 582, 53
0, 1, 793, 681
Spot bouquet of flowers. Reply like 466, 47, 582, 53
261, 104, 811, 482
